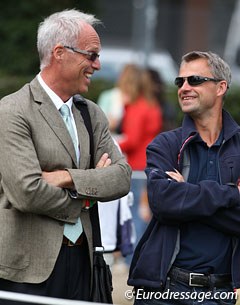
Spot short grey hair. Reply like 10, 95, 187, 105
181, 51, 232, 89
37, 9, 101, 70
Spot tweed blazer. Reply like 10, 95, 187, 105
0, 77, 131, 283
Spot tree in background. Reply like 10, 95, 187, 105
0, 0, 98, 97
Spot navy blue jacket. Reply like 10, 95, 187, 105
128, 110, 240, 289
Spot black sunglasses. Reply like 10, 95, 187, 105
64, 46, 99, 62
174, 75, 222, 88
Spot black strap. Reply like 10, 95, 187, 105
73, 94, 102, 249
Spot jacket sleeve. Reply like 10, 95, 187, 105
0, 98, 81, 223
67, 102, 132, 202
118, 104, 145, 154
146, 133, 240, 222
200, 206, 240, 236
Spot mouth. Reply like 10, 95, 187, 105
85, 73, 92, 80
181, 95, 196, 103
181, 95, 196, 100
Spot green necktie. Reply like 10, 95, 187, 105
60, 104, 82, 243
60, 104, 79, 163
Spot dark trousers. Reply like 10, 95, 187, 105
0, 235, 91, 305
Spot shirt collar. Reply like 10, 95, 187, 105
37, 73, 73, 110
193, 129, 224, 146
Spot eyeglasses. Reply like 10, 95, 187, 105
64, 46, 100, 62
174, 75, 222, 88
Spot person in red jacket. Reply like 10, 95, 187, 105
119, 95, 162, 169
117, 64, 163, 263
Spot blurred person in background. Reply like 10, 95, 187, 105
98, 191, 135, 268
138, 68, 178, 224
97, 84, 123, 134
98, 138, 136, 269
143, 67, 178, 131
117, 64, 163, 265
97, 64, 138, 135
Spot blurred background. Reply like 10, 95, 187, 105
1, 0, 240, 123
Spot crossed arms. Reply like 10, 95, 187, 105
146, 141, 240, 236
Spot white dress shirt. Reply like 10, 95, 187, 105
37, 73, 80, 162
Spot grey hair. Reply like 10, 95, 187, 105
37, 9, 101, 70
181, 51, 232, 89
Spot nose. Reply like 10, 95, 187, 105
180, 78, 191, 90
92, 57, 101, 71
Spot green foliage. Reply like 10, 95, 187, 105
0, 0, 98, 75
0, 0, 99, 99
0, 74, 32, 98
224, 85, 240, 124
83, 79, 115, 103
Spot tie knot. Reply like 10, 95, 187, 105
60, 104, 70, 118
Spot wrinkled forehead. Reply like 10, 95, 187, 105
179, 58, 211, 76
78, 23, 101, 51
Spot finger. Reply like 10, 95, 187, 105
173, 169, 185, 182
96, 153, 109, 168
165, 171, 176, 178
166, 171, 184, 182
103, 158, 112, 167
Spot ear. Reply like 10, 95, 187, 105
217, 80, 228, 97
52, 44, 65, 60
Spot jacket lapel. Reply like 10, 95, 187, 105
30, 78, 78, 167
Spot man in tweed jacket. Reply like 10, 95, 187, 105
0, 9, 131, 302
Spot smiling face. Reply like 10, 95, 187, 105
43, 22, 101, 100
177, 58, 222, 118
61, 23, 101, 94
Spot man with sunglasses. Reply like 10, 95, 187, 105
0, 9, 131, 303
128, 51, 240, 304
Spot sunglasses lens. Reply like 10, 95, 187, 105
174, 77, 184, 88
188, 76, 205, 86
90, 53, 99, 61
175, 76, 207, 88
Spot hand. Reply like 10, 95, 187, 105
96, 153, 112, 168
165, 169, 185, 182
82, 153, 111, 209
42, 153, 111, 190
42, 170, 74, 188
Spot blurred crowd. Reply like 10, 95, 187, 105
97, 64, 177, 265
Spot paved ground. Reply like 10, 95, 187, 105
111, 258, 134, 305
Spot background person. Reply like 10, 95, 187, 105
97, 85, 124, 134
98, 192, 135, 267
137, 67, 178, 224
117, 64, 163, 265
128, 51, 240, 304
97, 63, 144, 136
0, 9, 131, 303
142, 67, 178, 132
98, 138, 135, 268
